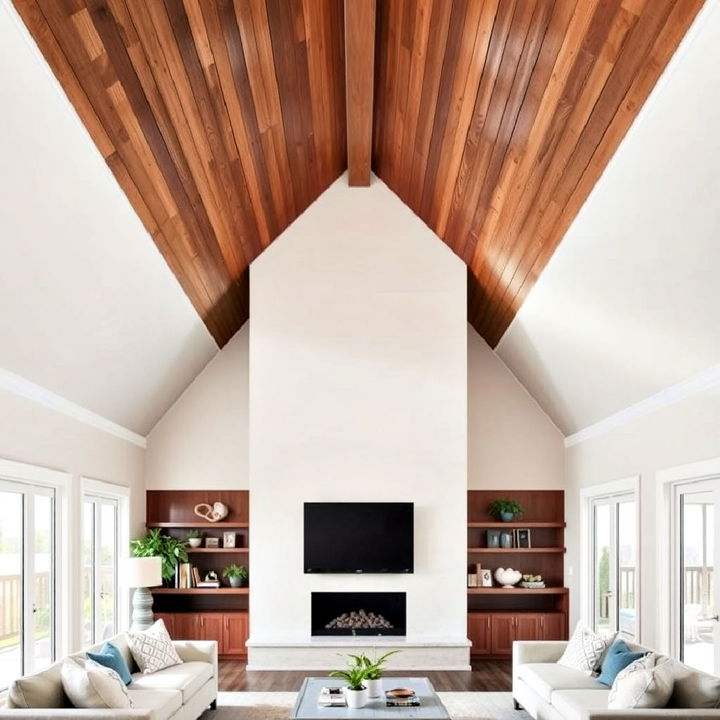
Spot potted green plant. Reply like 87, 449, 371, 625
222, 564, 248, 588
488, 499, 523, 522
353, 650, 400, 697
186, 529, 203, 548
329, 655, 368, 709
130, 529, 188, 584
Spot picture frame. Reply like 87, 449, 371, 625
223, 531, 236, 548
205, 537, 220, 549
480, 569, 493, 587
516, 528, 532, 548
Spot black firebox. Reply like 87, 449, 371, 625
311, 592, 406, 636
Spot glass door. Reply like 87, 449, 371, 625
676, 479, 720, 673
0, 480, 56, 691
82, 496, 118, 646
591, 493, 637, 637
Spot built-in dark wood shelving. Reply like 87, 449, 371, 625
187, 548, 249, 553
146, 521, 249, 528
152, 587, 249, 595
467, 521, 565, 528
467, 587, 568, 595
468, 547, 565, 554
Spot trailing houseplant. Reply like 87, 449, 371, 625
329, 655, 368, 709
222, 564, 248, 588
186, 529, 203, 548
130, 528, 188, 584
488, 498, 523, 522
352, 650, 400, 697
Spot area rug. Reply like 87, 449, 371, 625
201, 691, 531, 719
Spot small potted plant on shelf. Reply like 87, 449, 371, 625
488, 498, 523, 522
130, 529, 189, 585
222, 564, 248, 588
186, 529, 203, 548
353, 650, 400, 697
329, 655, 368, 709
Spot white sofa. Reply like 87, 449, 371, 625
513, 639, 720, 720
0, 633, 217, 719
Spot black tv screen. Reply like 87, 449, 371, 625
304, 502, 414, 573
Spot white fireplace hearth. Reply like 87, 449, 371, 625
246, 637, 471, 671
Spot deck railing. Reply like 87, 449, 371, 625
0, 573, 50, 642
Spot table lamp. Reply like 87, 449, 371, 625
125, 556, 162, 631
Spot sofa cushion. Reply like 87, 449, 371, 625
127, 619, 183, 675
60, 657, 133, 709
668, 659, 720, 708
597, 639, 648, 687
608, 653, 674, 709
551, 688, 612, 720
517, 662, 604, 703
126, 688, 182, 720
130, 660, 213, 704
87, 641, 133, 685
6, 662, 69, 708
558, 622, 615, 676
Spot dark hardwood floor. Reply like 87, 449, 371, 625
218, 661, 512, 692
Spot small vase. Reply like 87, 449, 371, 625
345, 687, 368, 709
500, 512, 515, 522
188, 538, 202, 548
365, 678, 382, 698
228, 576, 242, 588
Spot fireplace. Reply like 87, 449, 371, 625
311, 592, 406, 636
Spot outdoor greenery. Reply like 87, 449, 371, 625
130, 529, 188, 581
487, 498, 524, 519
350, 650, 400, 680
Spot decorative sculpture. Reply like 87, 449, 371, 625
193, 502, 229, 522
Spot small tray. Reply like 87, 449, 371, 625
387, 688, 415, 698
520, 581, 546, 589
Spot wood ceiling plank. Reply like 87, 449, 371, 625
344, 0, 375, 186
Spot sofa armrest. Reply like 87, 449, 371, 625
0, 711, 153, 719
513, 640, 568, 678
585, 712, 720, 719
172, 640, 218, 677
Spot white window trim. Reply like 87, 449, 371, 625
0, 458, 70, 663
580, 475, 641, 641
656, 456, 720, 659
80, 478, 131, 636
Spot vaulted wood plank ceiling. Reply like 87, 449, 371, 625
13, 0, 703, 348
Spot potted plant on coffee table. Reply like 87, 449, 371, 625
354, 650, 400, 697
329, 655, 368, 708
488, 498, 523, 522
222, 564, 248, 588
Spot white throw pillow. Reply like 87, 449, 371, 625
61, 657, 133, 709
558, 622, 615, 676
609, 653, 674, 709
127, 618, 182, 674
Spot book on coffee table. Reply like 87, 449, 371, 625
318, 687, 346, 707
386, 690, 420, 707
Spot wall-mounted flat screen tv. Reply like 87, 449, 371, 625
304, 502, 414, 573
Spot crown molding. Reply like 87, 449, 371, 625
0, 366, 146, 448
565, 363, 720, 448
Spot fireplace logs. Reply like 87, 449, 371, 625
325, 609, 394, 631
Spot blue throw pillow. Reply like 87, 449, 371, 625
87, 641, 132, 685
597, 639, 647, 687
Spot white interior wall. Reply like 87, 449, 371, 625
248, 177, 468, 651
565, 386, 720, 650
145, 326, 249, 490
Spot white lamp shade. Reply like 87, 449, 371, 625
125, 556, 162, 588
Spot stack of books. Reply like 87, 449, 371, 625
318, 687, 346, 707
385, 688, 420, 707
175, 564, 219, 588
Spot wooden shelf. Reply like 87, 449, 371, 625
468, 547, 565, 553
187, 548, 249, 553
146, 522, 249, 528
468, 587, 568, 595
467, 522, 565, 528
151, 587, 249, 595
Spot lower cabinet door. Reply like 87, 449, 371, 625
173, 613, 200, 640
515, 614, 541, 642
540, 613, 566, 640
153, 613, 175, 637
468, 613, 492, 656
223, 612, 249, 656
490, 614, 516, 656
199, 613, 224, 649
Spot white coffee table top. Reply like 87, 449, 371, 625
290, 677, 450, 720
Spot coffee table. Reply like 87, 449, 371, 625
290, 677, 450, 720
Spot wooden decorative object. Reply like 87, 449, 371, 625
194, 502, 229, 522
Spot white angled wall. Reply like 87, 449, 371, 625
249, 177, 468, 644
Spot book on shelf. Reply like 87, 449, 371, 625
196, 581, 220, 588
318, 687, 345, 707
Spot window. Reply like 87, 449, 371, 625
82, 495, 119, 646
0, 479, 58, 691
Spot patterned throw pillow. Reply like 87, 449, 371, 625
61, 657, 134, 709
609, 653, 674, 709
558, 622, 615, 676
126, 619, 182, 675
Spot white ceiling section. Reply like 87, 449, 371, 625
497, 2, 720, 437
0, 2, 218, 436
